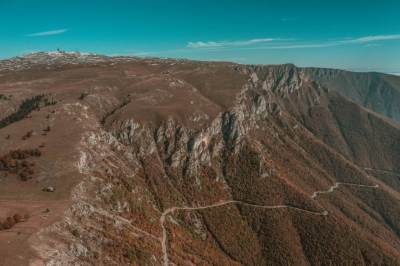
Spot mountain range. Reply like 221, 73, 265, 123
0, 52, 399, 266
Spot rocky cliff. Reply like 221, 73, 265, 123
0, 53, 399, 266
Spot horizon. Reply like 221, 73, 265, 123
1, 1, 400, 73
3, 50, 400, 76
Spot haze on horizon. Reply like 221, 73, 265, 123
1, 0, 400, 74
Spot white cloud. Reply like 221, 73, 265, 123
364, 43, 381, 48
253, 43, 337, 50
341, 34, 400, 44
186, 34, 400, 51
25, 29, 68, 37
287, 34, 400, 49
187, 38, 278, 48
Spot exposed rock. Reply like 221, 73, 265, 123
42, 186, 55, 192
0, 54, 399, 266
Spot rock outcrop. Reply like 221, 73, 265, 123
0, 54, 399, 265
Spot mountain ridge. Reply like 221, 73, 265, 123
0, 53, 399, 265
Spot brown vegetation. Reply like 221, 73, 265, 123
0, 149, 41, 181
0, 94, 57, 129
0, 213, 27, 231
1, 55, 400, 265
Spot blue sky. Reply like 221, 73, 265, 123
1, 0, 400, 73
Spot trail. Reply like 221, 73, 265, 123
311, 182, 379, 199
364, 168, 400, 176
159, 180, 380, 265
160, 200, 327, 266
88, 201, 160, 241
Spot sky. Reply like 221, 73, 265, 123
1, 0, 400, 73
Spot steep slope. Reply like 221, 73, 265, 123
302, 67, 400, 122
0, 53, 399, 266
255, 65, 400, 190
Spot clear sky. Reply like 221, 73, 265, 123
1, 0, 400, 73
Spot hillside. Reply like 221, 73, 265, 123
0, 52, 399, 266
302, 67, 400, 122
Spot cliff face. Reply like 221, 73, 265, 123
0, 53, 399, 266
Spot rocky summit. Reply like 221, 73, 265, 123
0, 52, 399, 266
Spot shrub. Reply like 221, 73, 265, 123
0, 148, 42, 181
2, 220, 12, 229
13, 214, 22, 223
22, 130, 33, 140
79, 92, 89, 100
6, 217, 15, 227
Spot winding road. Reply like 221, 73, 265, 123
364, 168, 400, 176
158, 180, 381, 266
115, 175, 383, 265
159, 200, 328, 266
311, 182, 379, 199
